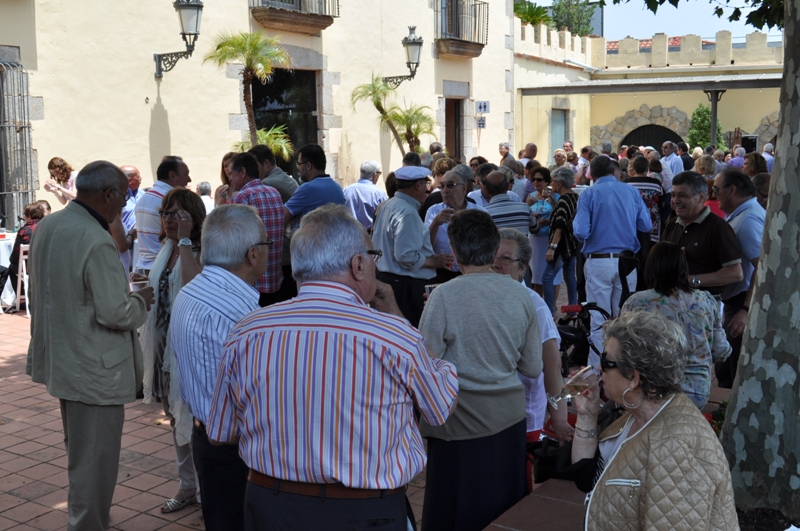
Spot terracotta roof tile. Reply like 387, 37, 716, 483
606, 36, 716, 52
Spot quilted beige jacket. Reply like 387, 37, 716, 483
586, 393, 739, 531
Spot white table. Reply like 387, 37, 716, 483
0, 235, 16, 307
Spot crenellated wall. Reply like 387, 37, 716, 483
590, 30, 783, 70
513, 17, 595, 67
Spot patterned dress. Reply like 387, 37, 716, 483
152, 268, 172, 398
621, 288, 731, 408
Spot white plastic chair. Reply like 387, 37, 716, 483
16, 244, 30, 318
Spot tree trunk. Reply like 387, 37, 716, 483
720, 0, 800, 519
375, 103, 406, 156
242, 72, 258, 149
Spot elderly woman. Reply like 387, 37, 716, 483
542, 166, 579, 314
425, 165, 485, 283
526, 167, 562, 296
694, 154, 717, 181
139, 188, 205, 513
43, 157, 79, 204
621, 242, 730, 408
563, 311, 738, 530
743, 152, 768, 177
548, 149, 568, 172
419, 209, 542, 531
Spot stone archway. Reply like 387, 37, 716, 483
752, 111, 780, 150
590, 105, 690, 152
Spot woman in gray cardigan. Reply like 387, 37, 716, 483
419, 209, 543, 531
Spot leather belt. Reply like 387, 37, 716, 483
586, 253, 622, 259
247, 469, 406, 499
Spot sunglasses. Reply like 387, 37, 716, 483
531, 178, 546, 182
600, 351, 619, 372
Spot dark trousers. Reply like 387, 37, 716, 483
716, 291, 747, 389
274, 265, 298, 302
422, 419, 527, 531
243, 480, 409, 531
191, 421, 249, 531
376, 272, 427, 327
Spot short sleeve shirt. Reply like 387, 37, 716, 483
284, 176, 345, 226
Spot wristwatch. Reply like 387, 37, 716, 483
691, 275, 701, 288
177, 238, 193, 247
549, 243, 558, 250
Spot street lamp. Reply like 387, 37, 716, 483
382, 26, 424, 89
154, 0, 204, 78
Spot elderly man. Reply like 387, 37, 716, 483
573, 155, 651, 367
343, 160, 388, 231
206, 204, 458, 531
563, 140, 574, 153
227, 153, 285, 307
171, 205, 268, 531
518, 142, 538, 166
728, 147, 746, 168
661, 171, 743, 299
468, 163, 521, 207
120, 165, 142, 233
372, 166, 453, 326
661, 141, 684, 177
762, 142, 775, 172
248, 144, 298, 203
28, 161, 155, 531
197, 182, 214, 214
483, 170, 538, 236
283, 144, 345, 227
712, 169, 765, 388
135, 156, 191, 273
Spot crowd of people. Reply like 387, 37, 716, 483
19, 133, 771, 531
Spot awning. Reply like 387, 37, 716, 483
520, 73, 782, 96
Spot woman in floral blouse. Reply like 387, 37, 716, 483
621, 242, 731, 408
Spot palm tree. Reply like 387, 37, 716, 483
204, 32, 291, 148
383, 103, 437, 154
351, 74, 406, 155
233, 124, 295, 161
514, 0, 552, 26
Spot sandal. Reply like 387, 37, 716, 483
161, 494, 197, 513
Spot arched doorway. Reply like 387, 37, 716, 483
621, 125, 683, 151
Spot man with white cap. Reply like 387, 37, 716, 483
371, 166, 454, 327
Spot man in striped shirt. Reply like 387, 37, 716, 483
171, 205, 268, 531
134, 156, 191, 273
483, 170, 538, 236
207, 204, 458, 531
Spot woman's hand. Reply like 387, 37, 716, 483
176, 210, 193, 240
214, 185, 230, 206
545, 248, 555, 262
573, 375, 602, 419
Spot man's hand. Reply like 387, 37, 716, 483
214, 185, 230, 206
369, 280, 404, 318
426, 253, 454, 270
551, 418, 574, 445
728, 309, 748, 338
432, 208, 455, 226
138, 286, 155, 311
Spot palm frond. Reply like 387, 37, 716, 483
233, 125, 295, 161
514, 1, 552, 26
204, 31, 291, 81
350, 74, 395, 111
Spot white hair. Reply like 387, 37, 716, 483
197, 182, 212, 196
291, 204, 368, 284
360, 160, 381, 180
450, 164, 473, 185
201, 204, 267, 271
419, 152, 433, 169
600, 141, 612, 154
763, 143, 774, 153
735, 147, 746, 157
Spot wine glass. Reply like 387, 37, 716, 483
547, 366, 600, 410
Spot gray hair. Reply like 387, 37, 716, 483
551, 166, 574, 188
201, 204, 267, 271
419, 153, 433, 169
292, 204, 368, 283
450, 164, 473, 185
360, 160, 381, 180
447, 209, 499, 267
497, 228, 532, 267
499, 142, 510, 149
735, 147, 746, 157
618, 157, 629, 172
75, 160, 126, 195
763, 143, 774, 153
603, 311, 686, 400
600, 141, 612, 154
648, 150, 662, 161
496, 165, 515, 182
197, 182, 212, 196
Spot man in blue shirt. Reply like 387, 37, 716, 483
573, 155, 652, 367
713, 168, 765, 388
283, 144, 345, 227
761, 143, 775, 173
343, 160, 388, 231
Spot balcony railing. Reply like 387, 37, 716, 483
248, 0, 339, 17
434, 0, 489, 46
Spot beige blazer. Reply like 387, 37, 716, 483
26, 201, 149, 405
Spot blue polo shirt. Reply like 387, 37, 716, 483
285, 175, 345, 225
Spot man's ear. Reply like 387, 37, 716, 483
245, 246, 259, 267
350, 253, 367, 282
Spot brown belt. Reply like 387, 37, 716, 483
586, 253, 622, 259
247, 469, 406, 499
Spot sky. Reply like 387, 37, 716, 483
586, 0, 782, 41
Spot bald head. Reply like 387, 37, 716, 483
484, 170, 509, 197
524, 143, 538, 159
120, 165, 141, 191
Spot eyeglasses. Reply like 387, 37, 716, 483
365, 249, 382, 262
254, 239, 274, 247
110, 188, 133, 201
600, 351, 619, 372
470, 163, 479, 168
495, 255, 522, 267
160, 209, 181, 219
296, 159, 309, 168
531, 178, 546, 182
441, 181, 463, 189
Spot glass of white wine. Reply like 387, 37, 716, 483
547, 366, 601, 410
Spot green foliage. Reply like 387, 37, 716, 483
551, 0, 596, 36
607, 0, 783, 29
686, 104, 727, 151
514, 1, 552, 26
233, 125, 294, 161
382, 102, 437, 154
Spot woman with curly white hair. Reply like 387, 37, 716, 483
560, 311, 739, 530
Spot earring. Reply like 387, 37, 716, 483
622, 388, 643, 409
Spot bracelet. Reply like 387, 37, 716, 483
741, 304, 749, 312
575, 426, 597, 438
549, 243, 558, 249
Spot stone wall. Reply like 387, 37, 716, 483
590, 104, 690, 152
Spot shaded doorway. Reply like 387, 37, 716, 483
251, 69, 318, 179
445, 99, 462, 161
620, 125, 682, 152
550, 110, 567, 164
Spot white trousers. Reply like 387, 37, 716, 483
584, 257, 637, 368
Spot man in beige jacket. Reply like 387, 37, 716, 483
27, 160, 155, 531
